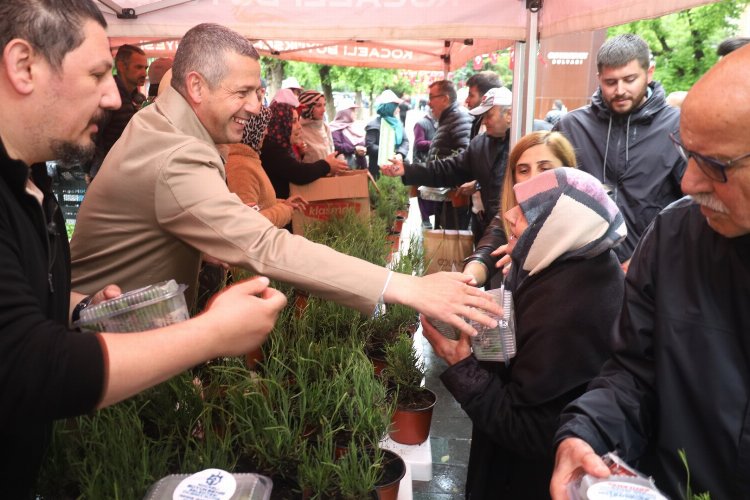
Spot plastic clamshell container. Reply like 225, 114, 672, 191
568, 475, 668, 500
143, 471, 272, 500
418, 186, 451, 202
75, 279, 189, 333
469, 288, 516, 362
426, 317, 460, 340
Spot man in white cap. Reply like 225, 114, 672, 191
383, 87, 513, 255
281, 76, 303, 97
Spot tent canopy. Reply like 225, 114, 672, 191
101, 0, 718, 71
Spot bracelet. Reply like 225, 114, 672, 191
72, 295, 93, 323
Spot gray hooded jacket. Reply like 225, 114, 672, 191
554, 82, 685, 262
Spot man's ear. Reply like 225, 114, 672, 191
185, 71, 205, 104
3, 39, 38, 95
646, 65, 655, 84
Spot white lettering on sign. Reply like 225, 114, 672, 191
547, 51, 589, 65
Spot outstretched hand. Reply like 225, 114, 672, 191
550, 438, 610, 499
381, 156, 405, 176
325, 151, 349, 175
491, 243, 512, 274
385, 272, 501, 336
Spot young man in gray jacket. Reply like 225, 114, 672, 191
554, 34, 685, 272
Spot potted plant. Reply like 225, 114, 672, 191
383, 333, 437, 445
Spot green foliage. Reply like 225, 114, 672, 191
370, 174, 410, 228
679, 449, 711, 500
383, 333, 425, 402
304, 208, 391, 267
451, 50, 513, 89
608, 0, 750, 93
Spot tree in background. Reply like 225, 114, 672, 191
452, 51, 513, 91
609, 0, 750, 94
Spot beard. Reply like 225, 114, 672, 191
50, 140, 96, 168
50, 110, 107, 167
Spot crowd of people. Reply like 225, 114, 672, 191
2, 0, 750, 498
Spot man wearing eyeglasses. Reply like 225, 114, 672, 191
550, 45, 750, 500
554, 34, 685, 273
412, 80, 474, 230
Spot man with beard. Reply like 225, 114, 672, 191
86, 44, 148, 181
554, 34, 685, 272
551, 44, 750, 500
0, 1, 287, 495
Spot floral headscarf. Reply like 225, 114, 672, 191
298, 90, 324, 120
241, 106, 272, 152
507, 167, 626, 292
264, 101, 296, 155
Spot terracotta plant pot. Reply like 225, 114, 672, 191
385, 233, 400, 253
391, 215, 405, 234
375, 449, 406, 500
244, 345, 264, 370
389, 387, 437, 445
293, 289, 309, 318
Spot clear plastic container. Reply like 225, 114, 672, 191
470, 286, 517, 363
567, 453, 668, 500
143, 470, 273, 500
425, 317, 460, 340
75, 279, 189, 333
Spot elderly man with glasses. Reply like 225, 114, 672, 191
550, 44, 750, 500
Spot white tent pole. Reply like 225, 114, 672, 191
510, 40, 526, 148
523, 7, 539, 136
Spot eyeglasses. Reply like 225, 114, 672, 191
669, 133, 750, 183
428, 94, 446, 100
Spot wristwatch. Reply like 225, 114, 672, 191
72, 295, 93, 323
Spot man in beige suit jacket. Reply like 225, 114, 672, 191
71, 23, 499, 334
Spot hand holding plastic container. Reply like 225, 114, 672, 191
74, 279, 189, 333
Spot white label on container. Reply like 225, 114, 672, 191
173, 469, 237, 500
587, 480, 667, 500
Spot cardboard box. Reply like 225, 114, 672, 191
289, 170, 370, 235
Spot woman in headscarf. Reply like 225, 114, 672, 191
464, 131, 577, 289
223, 106, 307, 228
365, 89, 410, 179
297, 90, 334, 162
330, 102, 367, 169
261, 100, 348, 200
422, 167, 626, 500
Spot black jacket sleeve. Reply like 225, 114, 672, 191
464, 215, 507, 276
402, 149, 471, 188
442, 253, 623, 458
261, 143, 330, 198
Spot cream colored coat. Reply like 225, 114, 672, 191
71, 87, 387, 312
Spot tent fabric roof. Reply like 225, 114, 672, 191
101, 0, 718, 71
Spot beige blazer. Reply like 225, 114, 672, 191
71, 87, 387, 313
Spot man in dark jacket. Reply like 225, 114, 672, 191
86, 44, 148, 181
466, 71, 502, 139
0, 2, 286, 495
554, 34, 685, 271
551, 45, 750, 500
420, 80, 473, 229
383, 87, 511, 240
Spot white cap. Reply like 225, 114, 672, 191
271, 88, 300, 107
281, 77, 302, 90
336, 98, 359, 112
468, 87, 513, 115
374, 89, 402, 107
